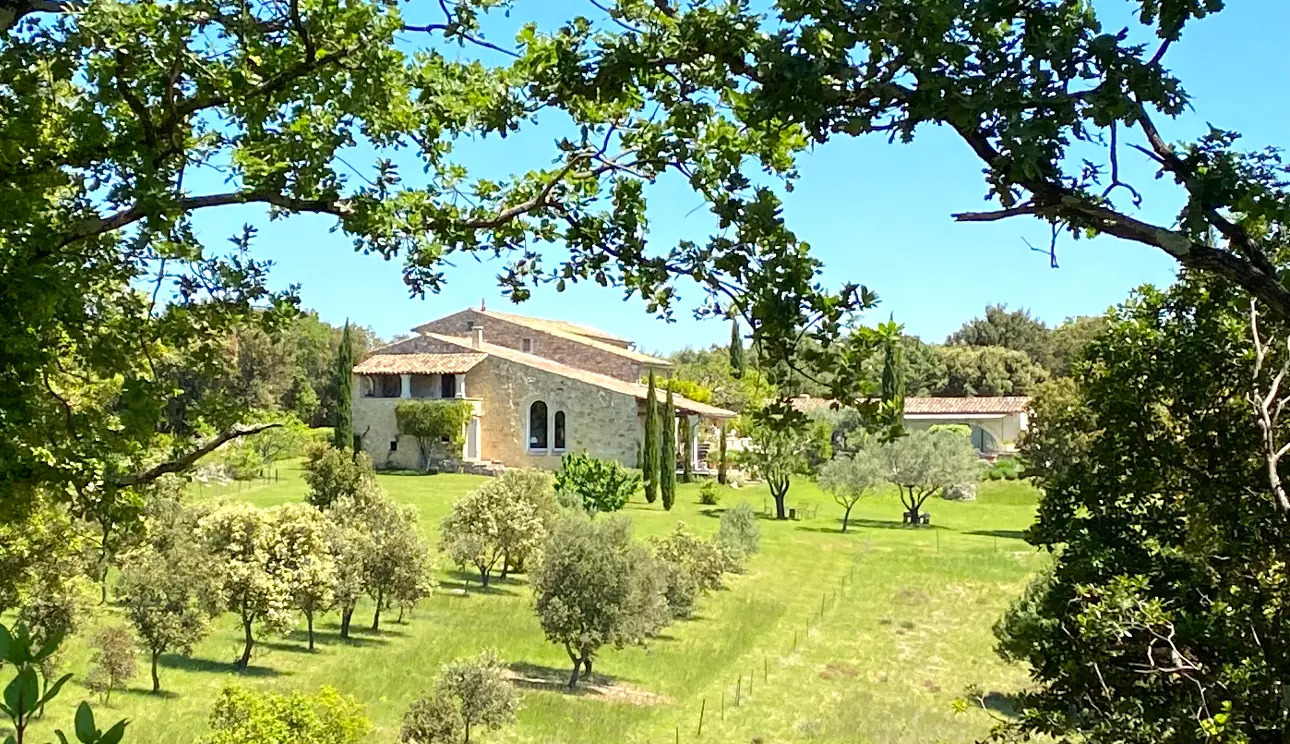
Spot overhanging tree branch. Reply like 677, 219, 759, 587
112, 422, 280, 488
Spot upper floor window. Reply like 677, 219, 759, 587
528, 401, 548, 451
553, 411, 567, 451
522, 337, 533, 353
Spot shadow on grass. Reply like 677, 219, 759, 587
800, 518, 949, 533
113, 687, 181, 701
438, 571, 522, 597
980, 690, 1023, 717
696, 506, 790, 522
966, 529, 1028, 541
507, 661, 631, 690
158, 653, 286, 677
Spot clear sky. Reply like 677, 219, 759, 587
200, 1, 1290, 353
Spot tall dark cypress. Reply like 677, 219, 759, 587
717, 422, 729, 485
679, 414, 693, 484
660, 385, 677, 511
643, 370, 660, 503
728, 319, 745, 379
334, 322, 355, 452
880, 334, 905, 436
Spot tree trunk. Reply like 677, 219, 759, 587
499, 551, 509, 580
463, 720, 471, 744
372, 590, 383, 631
151, 649, 160, 693
772, 482, 788, 520
841, 503, 853, 533
397, 604, 405, 623
306, 610, 315, 651
566, 644, 583, 690
478, 563, 490, 588
340, 605, 354, 639
237, 612, 255, 669
583, 656, 593, 681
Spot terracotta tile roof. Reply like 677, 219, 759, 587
790, 395, 1030, 416
481, 309, 631, 345
353, 352, 487, 375
414, 308, 672, 367
426, 333, 735, 419
906, 396, 1030, 414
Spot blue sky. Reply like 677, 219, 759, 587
201, 1, 1289, 352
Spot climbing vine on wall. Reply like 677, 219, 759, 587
395, 400, 473, 465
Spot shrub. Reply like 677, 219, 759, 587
981, 456, 1023, 482
401, 651, 519, 744
222, 440, 266, 481
928, 423, 972, 438
303, 445, 376, 509
651, 523, 730, 593
201, 685, 369, 744
655, 558, 699, 619
553, 451, 641, 513
86, 625, 138, 706
698, 480, 720, 506
716, 502, 761, 559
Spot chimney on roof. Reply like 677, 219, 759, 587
470, 322, 484, 350
480, 298, 486, 311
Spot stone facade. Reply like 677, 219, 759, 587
467, 355, 642, 468
352, 390, 483, 470
904, 414, 1026, 453
415, 309, 650, 382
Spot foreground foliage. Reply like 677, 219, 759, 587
401, 651, 519, 744
998, 277, 1290, 741
199, 685, 368, 744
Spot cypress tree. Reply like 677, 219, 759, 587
717, 422, 729, 485
660, 386, 677, 511
729, 319, 745, 379
643, 370, 660, 503
880, 334, 905, 437
334, 322, 355, 452
679, 414, 693, 484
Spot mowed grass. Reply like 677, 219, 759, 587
26, 466, 1047, 744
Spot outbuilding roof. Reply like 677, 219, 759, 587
790, 395, 1030, 416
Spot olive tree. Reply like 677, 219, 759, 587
818, 449, 886, 533
883, 430, 981, 526
324, 502, 373, 641
401, 651, 519, 744
360, 495, 432, 632
201, 685, 369, 744
86, 625, 138, 706
197, 504, 296, 668
739, 424, 814, 520
532, 515, 670, 689
441, 474, 549, 588
117, 541, 219, 692
268, 503, 336, 652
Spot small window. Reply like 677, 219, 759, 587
522, 337, 533, 353
528, 401, 548, 451
440, 374, 456, 398
553, 411, 566, 450
389, 439, 398, 453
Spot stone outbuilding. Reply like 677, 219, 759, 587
352, 305, 735, 472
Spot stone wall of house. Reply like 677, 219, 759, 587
352, 386, 482, 471
352, 395, 421, 470
416, 309, 643, 382
469, 356, 642, 469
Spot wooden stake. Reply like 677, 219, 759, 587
697, 698, 706, 737
736, 675, 741, 706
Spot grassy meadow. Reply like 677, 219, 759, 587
26, 466, 1047, 744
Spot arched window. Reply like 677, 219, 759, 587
553, 411, 566, 451
528, 401, 548, 451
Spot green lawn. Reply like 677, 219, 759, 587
28, 467, 1046, 744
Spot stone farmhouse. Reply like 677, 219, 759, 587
351, 305, 736, 472
790, 395, 1030, 454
